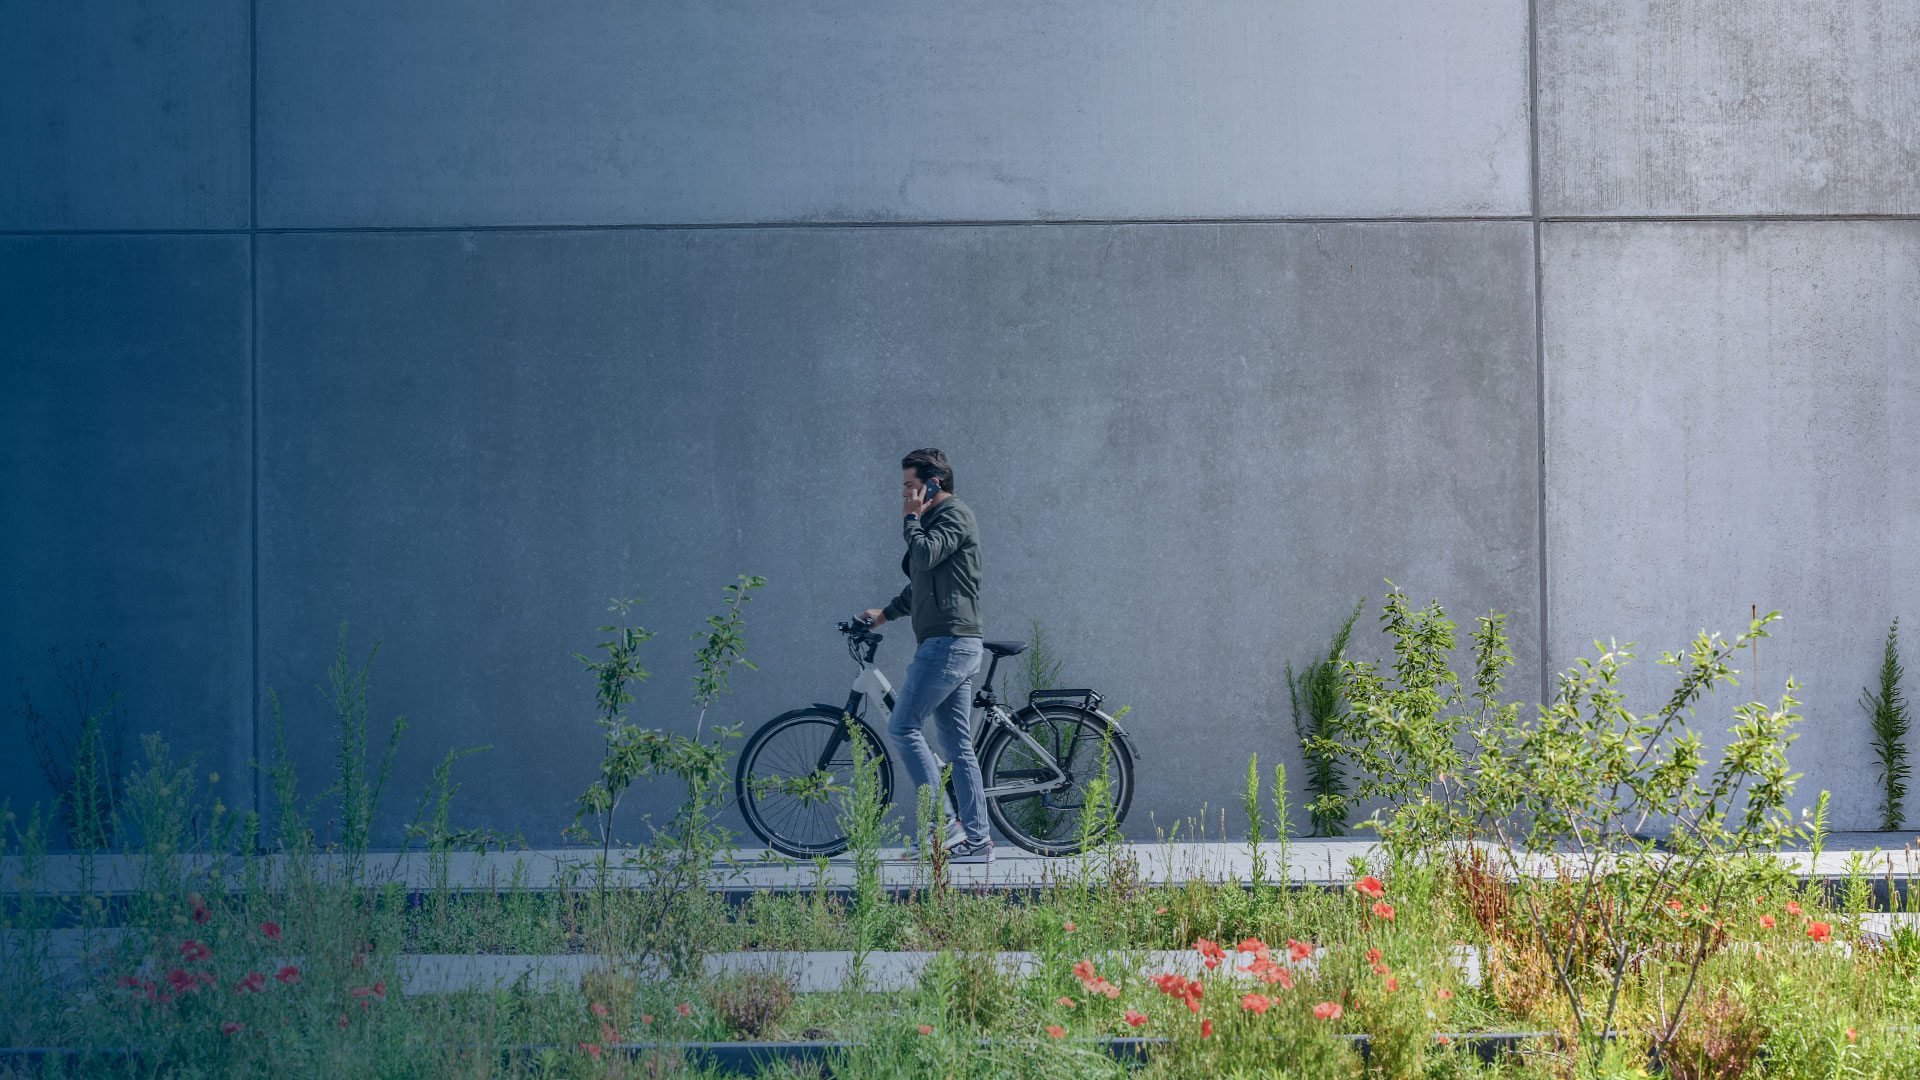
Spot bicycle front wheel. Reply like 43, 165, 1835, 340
735, 707, 895, 858
980, 706, 1134, 856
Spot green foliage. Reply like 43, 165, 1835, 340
320, 626, 408, 865
1289, 598, 1363, 836
839, 721, 895, 981
568, 574, 766, 974
1330, 587, 1510, 856
12, 641, 125, 849
1863, 617, 1909, 830
1009, 616, 1065, 705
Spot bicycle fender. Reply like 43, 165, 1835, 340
1014, 702, 1143, 762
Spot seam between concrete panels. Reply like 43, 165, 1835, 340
1528, 0, 1549, 705
8, 213, 1920, 239
249, 0, 262, 826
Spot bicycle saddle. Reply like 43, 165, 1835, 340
983, 640, 1027, 658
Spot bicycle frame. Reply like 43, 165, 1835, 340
812, 635, 1073, 799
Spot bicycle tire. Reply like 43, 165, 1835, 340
980, 705, 1135, 856
735, 707, 894, 858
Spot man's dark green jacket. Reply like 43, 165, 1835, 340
881, 496, 983, 643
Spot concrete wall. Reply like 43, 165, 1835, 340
5, 0, 1916, 841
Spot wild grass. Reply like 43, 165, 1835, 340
5, 592, 1918, 1078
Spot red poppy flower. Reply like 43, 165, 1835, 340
1846, 1028, 1858, 1043
1288, 939, 1314, 962
1371, 902, 1395, 921
1808, 922, 1832, 943
259, 922, 281, 942
1786, 901, 1803, 916
167, 969, 200, 994
1365, 947, 1382, 964
1124, 1010, 1149, 1028
235, 971, 266, 994
1760, 915, 1776, 929
579, 1043, 601, 1059
1056, 996, 1077, 1008
1236, 937, 1270, 961
1063, 921, 1076, 932
1194, 937, 1226, 969
591, 1002, 609, 1017
918, 1023, 933, 1035
601, 1023, 617, 1043
641, 1014, 653, 1025
676, 1002, 692, 1018
192, 906, 211, 925
1263, 967, 1295, 989
1438, 989, 1453, 1000
1384, 977, 1399, 992
275, 966, 300, 984
335, 1013, 350, 1030
1354, 876, 1386, 899
221, 1021, 244, 1036
178, 940, 212, 964
1313, 1002, 1344, 1021
1200, 1018, 1214, 1038
1046, 1024, 1066, 1039
1240, 993, 1270, 1014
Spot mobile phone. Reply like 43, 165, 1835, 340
923, 477, 940, 498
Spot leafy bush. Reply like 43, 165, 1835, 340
1863, 618, 1909, 830
1289, 598, 1363, 836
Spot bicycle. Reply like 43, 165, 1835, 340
734, 619, 1140, 858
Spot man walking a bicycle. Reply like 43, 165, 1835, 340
858, 448, 995, 863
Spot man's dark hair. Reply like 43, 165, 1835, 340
901, 448, 955, 494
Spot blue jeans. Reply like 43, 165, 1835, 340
887, 636, 990, 843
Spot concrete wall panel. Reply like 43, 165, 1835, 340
258, 223, 1539, 843
1544, 221, 1920, 829
0, 1, 251, 231
1540, 0, 1920, 216
257, 0, 1531, 228
0, 236, 253, 826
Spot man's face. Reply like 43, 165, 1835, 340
902, 467, 926, 498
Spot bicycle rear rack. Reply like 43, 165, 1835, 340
1027, 687, 1103, 712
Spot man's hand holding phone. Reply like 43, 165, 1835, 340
857, 608, 886, 627
902, 476, 939, 518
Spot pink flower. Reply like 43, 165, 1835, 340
1371, 901, 1395, 921
1046, 1024, 1066, 1039
178, 940, 212, 964
259, 922, 281, 942
275, 966, 301, 984
1313, 1002, 1343, 1021
1354, 876, 1386, 899
1056, 996, 1077, 1008
235, 972, 266, 994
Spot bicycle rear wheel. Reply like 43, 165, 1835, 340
980, 706, 1134, 856
735, 707, 894, 858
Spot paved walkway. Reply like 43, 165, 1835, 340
7, 835, 1920, 896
